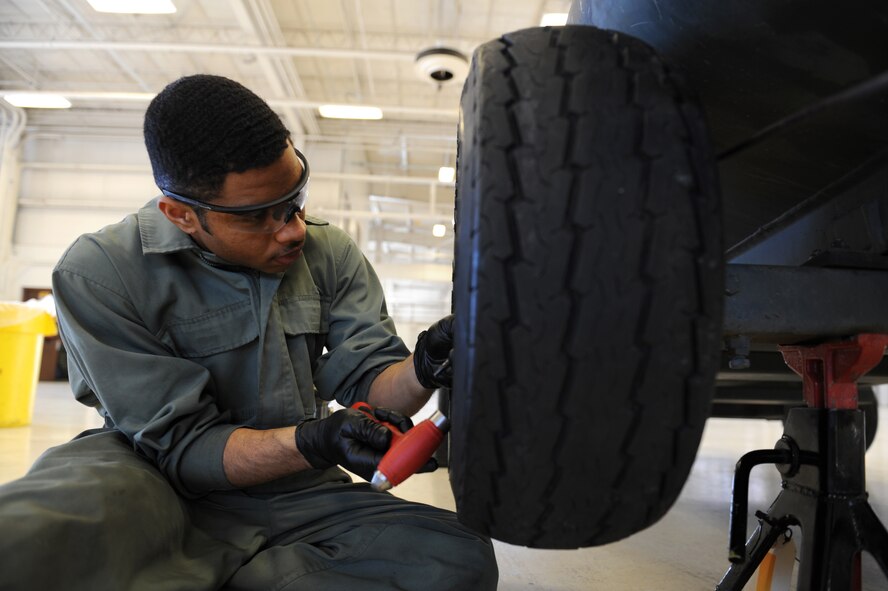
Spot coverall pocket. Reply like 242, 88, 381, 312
278, 295, 327, 336
160, 300, 258, 358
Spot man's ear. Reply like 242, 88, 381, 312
158, 196, 199, 234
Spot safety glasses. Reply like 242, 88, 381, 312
160, 146, 310, 234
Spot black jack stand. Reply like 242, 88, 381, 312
716, 334, 888, 590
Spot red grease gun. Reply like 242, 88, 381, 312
351, 402, 450, 491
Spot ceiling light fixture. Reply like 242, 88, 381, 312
437, 166, 455, 183
87, 0, 176, 13
540, 12, 569, 26
318, 104, 383, 120
3, 93, 71, 109
432, 224, 447, 238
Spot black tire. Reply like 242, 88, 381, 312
860, 386, 879, 451
450, 25, 724, 548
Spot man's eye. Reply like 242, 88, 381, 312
231, 211, 267, 227
269, 202, 292, 221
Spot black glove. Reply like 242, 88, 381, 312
413, 314, 454, 389
296, 408, 393, 481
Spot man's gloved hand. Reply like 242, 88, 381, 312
413, 314, 454, 390
296, 408, 394, 481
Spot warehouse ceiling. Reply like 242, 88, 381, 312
0, 0, 571, 329
0, 0, 570, 185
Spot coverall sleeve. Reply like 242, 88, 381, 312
312, 236, 410, 406
53, 239, 240, 498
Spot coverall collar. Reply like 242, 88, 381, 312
139, 197, 201, 256
138, 197, 248, 268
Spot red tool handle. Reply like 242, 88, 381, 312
376, 418, 446, 487
350, 402, 449, 490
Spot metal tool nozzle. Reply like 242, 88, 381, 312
370, 470, 392, 491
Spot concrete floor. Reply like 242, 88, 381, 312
2, 381, 888, 590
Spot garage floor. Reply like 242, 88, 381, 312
2, 382, 888, 590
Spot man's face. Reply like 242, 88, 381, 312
161, 145, 309, 274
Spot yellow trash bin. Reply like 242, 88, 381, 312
0, 303, 58, 427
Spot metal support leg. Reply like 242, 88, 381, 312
716, 334, 888, 590
716, 508, 795, 590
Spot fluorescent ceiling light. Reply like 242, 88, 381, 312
437, 166, 455, 183
432, 224, 447, 238
318, 105, 383, 120
540, 12, 568, 26
87, 0, 176, 13
3, 93, 71, 109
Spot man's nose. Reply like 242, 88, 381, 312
274, 213, 306, 243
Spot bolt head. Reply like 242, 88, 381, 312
728, 356, 751, 370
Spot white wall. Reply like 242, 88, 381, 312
9, 133, 157, 298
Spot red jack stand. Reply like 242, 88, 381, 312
716, 334, 888, 590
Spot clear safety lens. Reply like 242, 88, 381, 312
228, 183, 308, 234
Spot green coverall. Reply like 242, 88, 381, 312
0, 199, 498, 590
